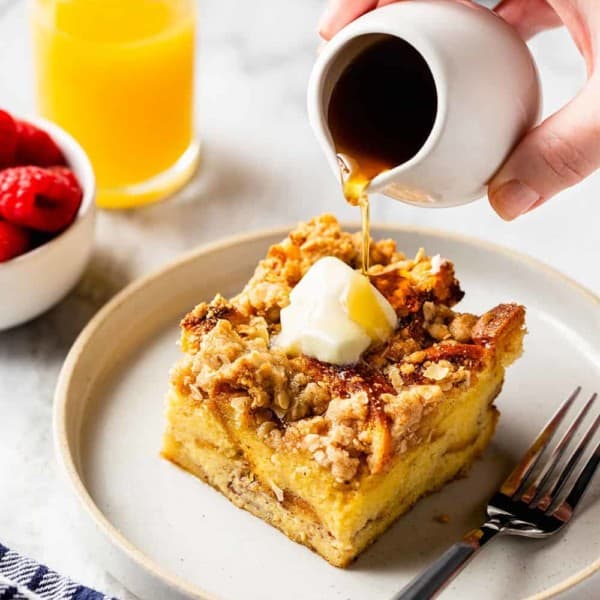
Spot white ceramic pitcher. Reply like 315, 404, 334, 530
307, 0, 541, 207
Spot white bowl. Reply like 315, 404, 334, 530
0, 115, 96, 330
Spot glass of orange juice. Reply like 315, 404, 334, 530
31, 0, 199, 209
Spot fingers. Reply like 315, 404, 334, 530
319, 0, 377, 40
494, 0, 561, 40
318, 0, 561, 41
488, 76, 600, 220
319, 0, 562, 41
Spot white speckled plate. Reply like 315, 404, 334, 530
54, 225, 600, 600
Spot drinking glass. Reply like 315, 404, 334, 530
31, 0, 199, 209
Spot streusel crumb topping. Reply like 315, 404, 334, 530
173, 215, 525, 484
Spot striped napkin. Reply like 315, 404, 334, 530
0, 543, 118, 600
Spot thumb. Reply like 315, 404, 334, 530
319, 0, 377, 40
488, 76, 600, 220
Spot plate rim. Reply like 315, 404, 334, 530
53, 221, 600, 600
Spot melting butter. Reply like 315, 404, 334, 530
273, 257, 396, 365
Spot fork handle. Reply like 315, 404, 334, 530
391, 519, 503, 600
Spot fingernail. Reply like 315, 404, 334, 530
490, 180, 540, 220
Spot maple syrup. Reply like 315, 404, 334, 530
327, 36, 437, 273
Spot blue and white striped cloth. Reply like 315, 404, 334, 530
0, 543, 118, 600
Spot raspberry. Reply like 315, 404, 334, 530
0, 166, 83, 233
0, 110, 17, 167
50, 166, 80, 188
0, 219, 29, 262
14, 120, 66, 167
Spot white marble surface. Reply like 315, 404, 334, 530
0, 0, 598, 598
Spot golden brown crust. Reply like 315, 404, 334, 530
472, 303, 526, 346
173, 215, 526, 483
369, 260, 464, 317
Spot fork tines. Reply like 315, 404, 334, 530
500, 386, 600, 522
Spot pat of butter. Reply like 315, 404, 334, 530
273, 257, 396, 365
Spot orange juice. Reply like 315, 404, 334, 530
32, 0, 198, 209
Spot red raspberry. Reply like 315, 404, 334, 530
14, 120, 66, 167
0, 110, 17, 167
0, 219, 30, 262
50, 166, 80, 188
0, 166, 83, 233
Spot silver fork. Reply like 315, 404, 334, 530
393, 387, 600, 600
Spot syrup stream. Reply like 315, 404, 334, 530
337, 153, 372, 275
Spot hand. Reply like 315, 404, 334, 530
319, 0, 600, 220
